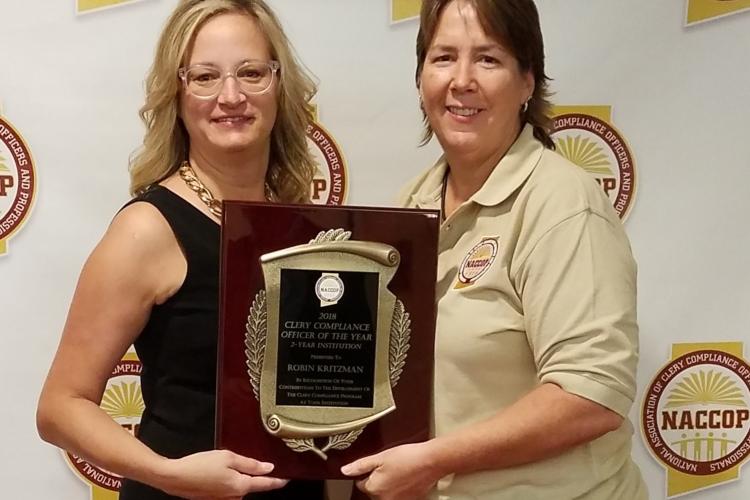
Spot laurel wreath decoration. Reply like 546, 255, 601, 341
310, 228, 351, 244
281, 438, 323, 458
389, 299, 411, 388
245, 290, 268, 400
281, 426, 365, 460
322, 427, 366, 453
244, 228, 411, 460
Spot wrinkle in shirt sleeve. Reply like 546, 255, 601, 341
515, 210, 639, 417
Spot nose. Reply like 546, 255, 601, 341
450, 59, 476, 93
217, 75, 246, 106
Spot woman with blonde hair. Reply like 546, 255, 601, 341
37, 1, 323, 498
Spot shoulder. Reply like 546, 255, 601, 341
521, 148, 618, 223
86, 199, 184, 302
112, 182, 191, 252
108, 199, 176, 254
396, 158, 446, 208
396, 173, 427, 208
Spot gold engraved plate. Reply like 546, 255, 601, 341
245, 229, 411, 459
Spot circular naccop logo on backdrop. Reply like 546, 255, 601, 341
642, 350, 750, 476
0, 115, 36, 256
457, 238, 498, 287
552, 113, 636, 220
65, 356, 144, 492
307, 121, 347, 205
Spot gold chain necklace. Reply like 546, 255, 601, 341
177, 161, 274, 218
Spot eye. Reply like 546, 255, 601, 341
478, 55, 500, 67
188, 68, 220, 85
237, 66, 265, 81
429, 53, 453, 65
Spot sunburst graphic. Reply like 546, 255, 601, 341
100, 381, 145, 418
0, 154, 9, 172
555, 135, 613, 176
666, 369, 747, 408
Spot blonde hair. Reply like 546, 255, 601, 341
129, 0, 317, 203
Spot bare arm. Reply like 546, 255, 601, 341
342, 384, 621, 500
37, 202, 285, 497
426, 383, 621, 474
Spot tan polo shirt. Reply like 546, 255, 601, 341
400, 125, 647, 499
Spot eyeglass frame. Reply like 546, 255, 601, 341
177, 60, 281, 99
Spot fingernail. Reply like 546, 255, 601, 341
340, 465, 352, 475
261, 462, 274, 472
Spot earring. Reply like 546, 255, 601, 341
521, 97, 531, 114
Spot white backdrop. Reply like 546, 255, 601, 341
1, 0, 749, 498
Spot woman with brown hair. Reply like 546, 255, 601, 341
343, 1, 647, 499
36, 1, 322, 498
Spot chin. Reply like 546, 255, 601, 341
210, 132, 268, 151
438, 133, 481, 154
219, 141, 259, 153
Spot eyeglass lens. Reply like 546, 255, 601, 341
184, 61, 275, 97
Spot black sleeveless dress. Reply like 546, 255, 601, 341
118, 186, 323, 500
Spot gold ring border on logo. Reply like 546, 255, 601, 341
458, 239, 498, 284
0, 116, 37, 241
641, 350, 750, 476
63, 358, 142, 491
306, 121, 348, 206
551, 112, 637, 221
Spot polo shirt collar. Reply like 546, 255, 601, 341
411, 160, 447, 210
471, 124, 543, 207
408, 124, 544, 210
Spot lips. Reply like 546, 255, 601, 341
447, 106, 482, 117
211, 115, 253, 124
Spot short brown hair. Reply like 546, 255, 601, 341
416, 0, 555, 149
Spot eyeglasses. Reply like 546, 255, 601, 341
178, 60, 280, 99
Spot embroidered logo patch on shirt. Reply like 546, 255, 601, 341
455, 238, 498, 289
